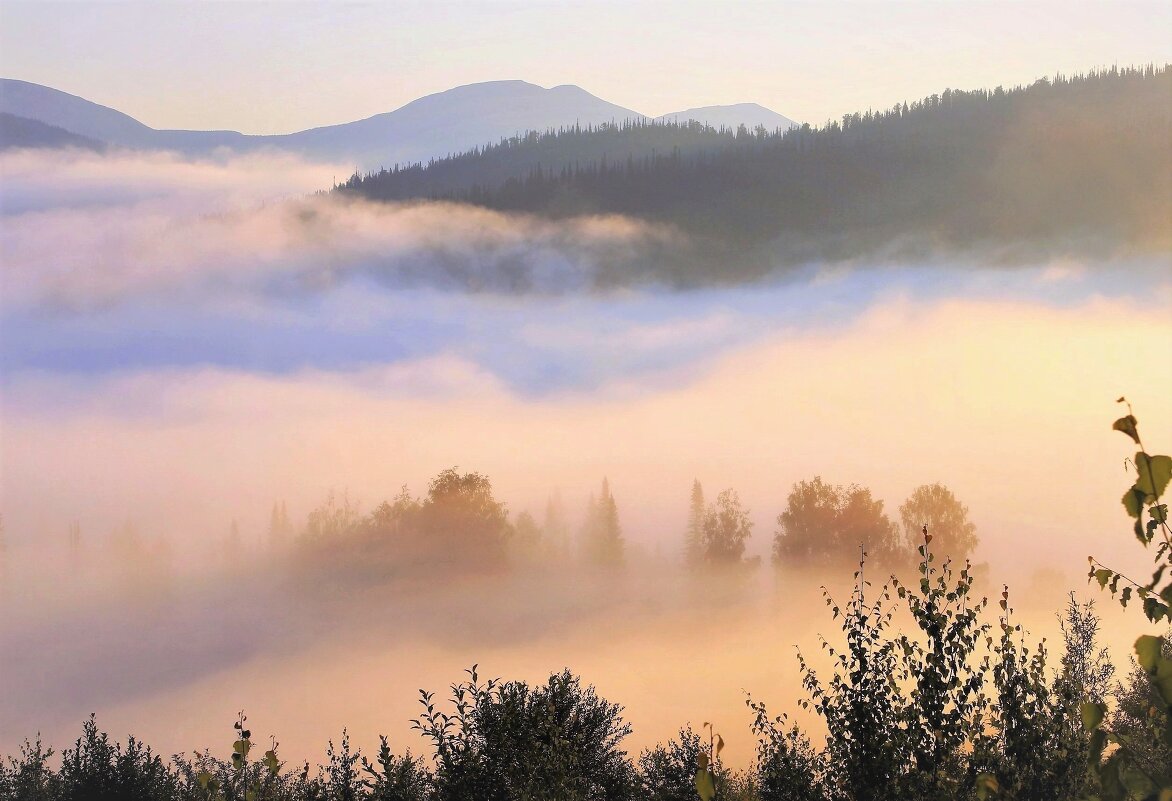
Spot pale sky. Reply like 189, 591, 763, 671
1, 1, 1170, 135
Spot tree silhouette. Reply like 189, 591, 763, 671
773, 476, 903, 570
583, 478, 624, 567
898, 483, 977, 564
684, 479, 705, 568
701, 489, 753, 565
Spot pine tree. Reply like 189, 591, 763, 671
579, 492, 597, 563
268, 500, 292, 549
585, 479, 624, 568
268, 502, 282, 549
543, 491, 569, 560
684, 480, 705, 568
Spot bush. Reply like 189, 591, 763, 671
414, 666, 636, 801
57, 716, 177, 801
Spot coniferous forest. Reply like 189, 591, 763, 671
338, 66, 1170, 284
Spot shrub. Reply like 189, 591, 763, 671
414, 666, 636, 801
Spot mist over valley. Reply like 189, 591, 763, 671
1, 45, 1170, 800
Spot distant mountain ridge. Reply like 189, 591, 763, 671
0, 78, 797, 168
0, 79, 155, 146
0, 112, 104, 151
655, 103, 796, 131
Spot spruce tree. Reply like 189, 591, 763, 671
684, 480, 705, 568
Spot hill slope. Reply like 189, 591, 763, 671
0, 112, 104, 151
338, 65, 1172, 283
0, 80, 154, 146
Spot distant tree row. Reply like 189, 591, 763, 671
294, 469, 630, 578
291, 467, 978, 578
684, 477, 978, 574
333, 116, 743, 201
5, 469, 976, 584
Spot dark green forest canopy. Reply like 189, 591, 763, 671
336, 66, 1171, 282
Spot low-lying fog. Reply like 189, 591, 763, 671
1, 148, 1169, 768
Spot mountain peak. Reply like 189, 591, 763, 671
0, 77, 797, 168
0, 77, 154, 144
656, 102, 797, 131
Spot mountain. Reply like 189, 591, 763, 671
655, 103, 797, 132
280, 80, 645, 167
0, 112, 104, 151
0, 78, 796, 169
0, 79, 252, 153
0, 78, 648, 167
0, 79, 155, 146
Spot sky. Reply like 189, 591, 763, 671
1, 0, 1169, 134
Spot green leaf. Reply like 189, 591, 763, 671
1143, 598, 1169, 623
1123, 487, 1145, 519
1095, 569, 1113, 589
1082, 701, 1106, 731
1136, 453, 1172, 499
1114, 415, 1140, 444
1136, 636, 1164, 672
695, 768, 716, 801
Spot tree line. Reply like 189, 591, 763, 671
11, 470, 981, 582
285, 468, 979, 580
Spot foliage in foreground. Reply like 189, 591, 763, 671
1080, 401, 1172, 801
3, 403, 1169, 801
0, 563, 1112, 801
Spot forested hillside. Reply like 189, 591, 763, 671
0, 113, 103, 151
338, 66, 1171, 278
